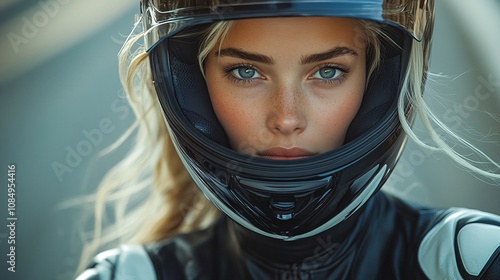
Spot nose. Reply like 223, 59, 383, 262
266, 83, 307, 135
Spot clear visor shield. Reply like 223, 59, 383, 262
141, 0, 434, 51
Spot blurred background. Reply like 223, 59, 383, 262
0, 0, 499, 279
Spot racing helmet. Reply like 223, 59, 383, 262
142, 0, 435, 241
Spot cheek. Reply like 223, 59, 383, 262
211, 97, 244, 132
205, 60, 266, 152
213, 101, 261, 151
206, 82, 256, 150
316, 76, 365, 147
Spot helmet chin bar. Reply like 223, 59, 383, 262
163, 101, 408, 239
149, 14, 417, 239
167, 119, 390, 240
229, 165, 387, 241
234, 176, 334, 222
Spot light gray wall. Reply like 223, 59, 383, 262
0, 1, 499, 279
384, 0, 500, 214
0, 1, 136, 279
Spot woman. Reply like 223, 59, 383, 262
77, 1, 500, 279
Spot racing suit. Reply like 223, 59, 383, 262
77, 192, 500, 279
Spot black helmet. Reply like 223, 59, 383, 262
143, 0, 434, 240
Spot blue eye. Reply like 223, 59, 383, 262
232, 66, 261, 79
313, 67, 342, 80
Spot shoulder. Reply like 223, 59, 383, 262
76, 244, 157, 280
144, 217, 229, 279
77, 218, 227, 280
418, 208, 500, 279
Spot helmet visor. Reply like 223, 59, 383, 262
142, 0, 433, 51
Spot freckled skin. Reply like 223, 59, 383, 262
204, 17, 366, 157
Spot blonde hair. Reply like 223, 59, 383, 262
76, 28, 220, 273
77, 16, 499, 274
398, 41, 500, 181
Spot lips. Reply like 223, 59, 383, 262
257, 147, 316, 160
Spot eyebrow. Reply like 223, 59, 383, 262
216, 48, 274, 64
300, 47, 358, 64
216, 46, 358, 65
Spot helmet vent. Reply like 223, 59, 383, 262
270, 195, 296, 221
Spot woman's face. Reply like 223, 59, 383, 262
204, 17, 367, 160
